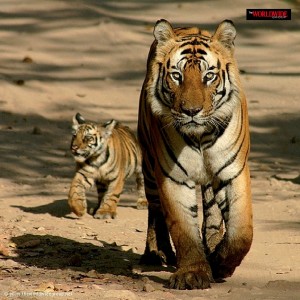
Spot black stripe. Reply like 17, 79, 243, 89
190, 205, 198, 213
200, 41, 210, 48
181, 49, 193, 55
214, 146, 249, 195
215, 130, 245, 177
154, 63, 164, 102
166, 58, 170, 69
181, 133, 201, 152
202, 115, 232, 150
158, 159, 195, 189
78, 171, 93, 187
216, 70, 226, 97
155, 64, 171, 107
196, 49, 207, 55
111, 193, 121, 199
161, 130, 188, 176
215, 87, 236, 111
208, 65, 217, 71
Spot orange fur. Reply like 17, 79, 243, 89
138, 20, 253, 289
68, 113, 147, 219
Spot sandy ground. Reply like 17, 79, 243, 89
0, 0, 300, 299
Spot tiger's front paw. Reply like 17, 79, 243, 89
68, 199, 87, 217
136, 197, 148, 210
93, 208, 117, 219
169, 265, 213, 290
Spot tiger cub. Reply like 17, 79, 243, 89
68, 113, 147, 219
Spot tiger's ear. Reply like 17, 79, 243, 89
154, 19, 175, 44
72, 113, 85, 131
213, 20, 236, 52
73, 113, 86, 126
103, 119, 117, 137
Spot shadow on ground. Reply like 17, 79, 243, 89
10, 233, 172, 285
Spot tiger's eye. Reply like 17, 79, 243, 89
171, 72, 182, 82
204, 72, 216, 82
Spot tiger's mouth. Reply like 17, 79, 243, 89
72, 150, 90, 162
172, 113, 208, 127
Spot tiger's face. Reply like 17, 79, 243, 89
151, 20, 239, 136
71, 113, 116, 163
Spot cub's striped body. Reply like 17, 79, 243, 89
68, 113, 147, 219
138, 20, 253, 289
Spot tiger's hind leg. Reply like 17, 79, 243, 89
208, 167, 253, 280
93, 177, 124, 219
201, 184, 224, 255
140, 166, 176, 266
140, 200, 176, 266
135, 165, 148, 210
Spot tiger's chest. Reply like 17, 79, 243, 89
158, 130, 212, 185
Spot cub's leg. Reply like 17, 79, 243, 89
209, 166, 253, 279
201, 184, 224, 255
93, 176, 124, 219
91, 181, 107, 215
156, 171, 213, 290
68, 171, 94, 217
135, 165, 148, 210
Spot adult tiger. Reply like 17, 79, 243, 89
68, 113, 147, 219
137, 19, 253, 289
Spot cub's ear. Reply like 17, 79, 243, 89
73, 112, 86, 126
154, 19, 175, 44
103, 119, 117, 137
213, 20, 236, 52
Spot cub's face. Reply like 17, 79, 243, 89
152, 20, 239, 136
70, 113, 116, 163
71, 124, 102, 163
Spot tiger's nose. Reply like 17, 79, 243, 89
180, 101, 202, 117
71, 145, 78, 152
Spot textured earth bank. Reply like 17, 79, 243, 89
0, 0, 299, 299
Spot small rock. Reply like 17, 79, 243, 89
22, 56, 33, 63
143, 283, 155, 292
87, 269, 99, 278
8, 242, 17, 249
120, 245, 138, 253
